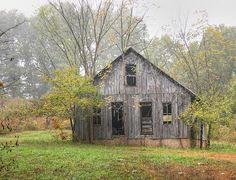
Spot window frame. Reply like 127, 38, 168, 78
125, 64, 136, 86
162, 102, 172, 124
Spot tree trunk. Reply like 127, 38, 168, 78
71, 111, 80, 142
200, 123, 203, 149
90, 117, 94, 143
190, 125, 196, 148
45, 116, 51, 129
207, 123, 212, 148
86, 119, 92, 143
70, 117, 76, 142
72, 107, 82, 142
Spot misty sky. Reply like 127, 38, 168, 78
0, 0, 236, 37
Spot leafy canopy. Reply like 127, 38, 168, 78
40, 67, 103, 119
181, 94, 233, 130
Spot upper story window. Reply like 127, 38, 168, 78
163, 103, 172, 124
125, 64, 136, 86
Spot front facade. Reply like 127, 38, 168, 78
78, 48, 200, 148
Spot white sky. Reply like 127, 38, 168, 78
0, 0, 236, 37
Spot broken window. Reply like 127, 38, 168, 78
93, 108, 101, 125
112, 102, 124, 135
140, 102, 153, 135
163, 103, 172, 124
126, 64, 136, 86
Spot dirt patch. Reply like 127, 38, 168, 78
209, 154, 236, 163
127, 146, 236, 163
142, 162, 236, 180
125, 146, 236, 179
180, 151, 236, 163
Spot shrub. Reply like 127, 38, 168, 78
22, 120, 38, 131
51, 118, 69, 141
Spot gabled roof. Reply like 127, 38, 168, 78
94, 47, 196, 98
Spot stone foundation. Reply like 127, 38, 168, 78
93, 137, 206, 148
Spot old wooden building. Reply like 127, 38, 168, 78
78, 48, 203, 148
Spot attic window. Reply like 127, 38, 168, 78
163, 103, 172, 124
93, 108, 101, 125
125, 64, 136, 86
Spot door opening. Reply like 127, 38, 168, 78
112, 102, 124, 135
140, 102, 153, 135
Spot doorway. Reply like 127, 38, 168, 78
112, 102, 124, 135
140, 102, 153, 135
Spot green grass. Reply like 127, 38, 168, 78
1, 131, 236, 180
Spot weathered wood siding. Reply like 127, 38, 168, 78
91, 51, 193, 140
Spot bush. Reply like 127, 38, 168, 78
22, 120, 38, 131
51, 118, 69, 141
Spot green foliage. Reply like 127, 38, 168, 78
181, 94, 234, 146
230, 76, 236, 114
153, 22, 236, 146
168, 25, 236, 95
182, 95, 232, 126
229, 76, 236, 130
38, 67, 103, 140
41, 67, 103, 118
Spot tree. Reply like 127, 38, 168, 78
34, 0, 149, 74
0, 10, 25, 96
144, 35, 174, 72
159, 13, 236, 147
165, 23, 235, 96
0, 11, 26, 174
34, 0, 148, 142
39, 67, 103, 141
0, 10, 48, 99
181, 94, 233, 147
229, 76, 236, 127
95, 0, 149, 71
36, 0, 117, 77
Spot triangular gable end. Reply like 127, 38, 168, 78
94, 47, 196, 98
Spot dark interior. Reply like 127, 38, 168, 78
126, 64, 136, 86
112, 102, 124, 135
140, 102, 153, 135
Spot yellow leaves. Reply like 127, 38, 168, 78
108, 33, 116, 43
207, 26, 225, 43
104, 96, 112, 104
97, 9, 108, 17
107, 63, 113, 70
52, 118, 65, 130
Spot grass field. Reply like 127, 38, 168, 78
1, 131, 236, 180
